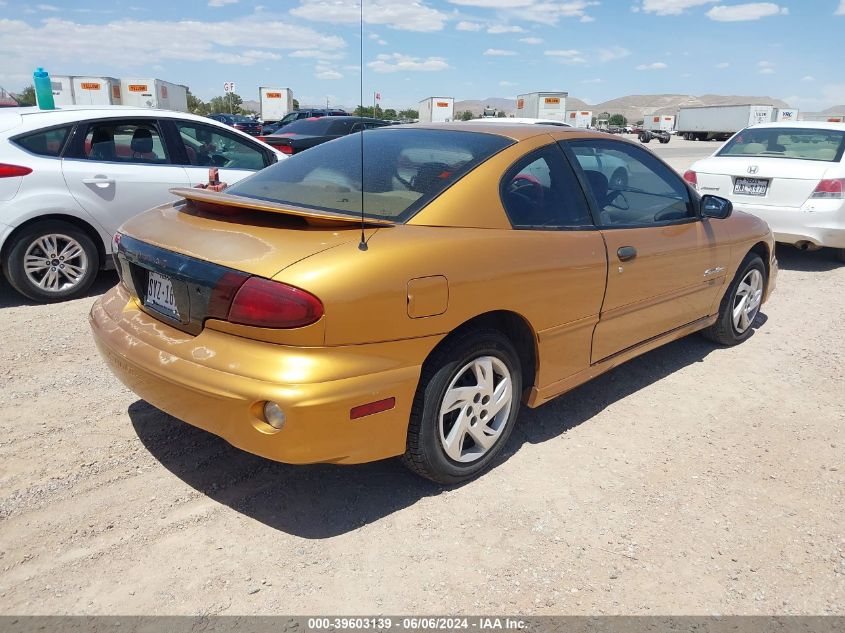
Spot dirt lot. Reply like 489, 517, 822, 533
0, 140, 843, 615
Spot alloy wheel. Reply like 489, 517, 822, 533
732, 268, 763, 333
438, 355, 513, 464
23, 233, 89, 294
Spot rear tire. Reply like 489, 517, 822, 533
834, 248, 845, 263
701, 253, 766, 346
402, 329, 522, 484
3, 220, 99, 303
639, 133, 650, 144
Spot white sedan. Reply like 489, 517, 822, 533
685, 122, 845, 260
0, 105, 285, 302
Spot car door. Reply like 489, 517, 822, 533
61, 118, 191, 240
166, 120, 273, 187
499, 143, 607, 387
564, 138, 732, 362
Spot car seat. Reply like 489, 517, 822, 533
582, 170, 613, 224
410, 162, 452, 193
89, 127, 116, 161
130, 128, 157, 160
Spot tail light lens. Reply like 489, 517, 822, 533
278, 145, 294, 155
256, 136, 268, 143
811, 178, 845, 199
683, 170, 697, 188
0, 163, 33, 178
228, 277, 323, 328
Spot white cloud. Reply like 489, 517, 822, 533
291, 0, 448, 32
449, 0, 535, 6
36, 3, 60, 10
456, 20, 483, 30
487, 24, 525, 33
544, 49, 586, 64
581, 78, 603, 83
639, 0, 716, 15
367, 52, 449, 72
759, 67, 775, 74
484, 48, 517, 56
837, 0, 845, 14
706, 3, 788, 21
290, 49, 345, 59
716, 61, 730, 68
519, 36, 543, 44
757, 61, 775, 74
499, 80, 517, 87
0, 17, 345, 75
580, 14, 595, 21
497, 0, 597, 24
636, 61, 668, 70
208, 0, 238, 5
598, 46, 630, 62
316, 68, 343, 79
801, 75, 815, 82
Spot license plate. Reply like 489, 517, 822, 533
734, 177, 768, 196
145, 271, 179, 318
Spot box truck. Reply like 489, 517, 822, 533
259, 87, 293, 123
49, 76, 76, 107
120, 78, 188, 112
71, 76, 121, 105
418, 97, 454, 123
566, 110, 592, 128
638, 114, 675, 144
774, 108, 799, 122
516, 92, 568, 121
676, 104, 775, 141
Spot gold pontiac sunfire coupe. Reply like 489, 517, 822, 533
91, 123, 776, 483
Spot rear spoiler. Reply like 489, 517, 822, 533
169, 187, 396, 227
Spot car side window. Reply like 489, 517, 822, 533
80, 121, 169, 164
175, 122, 268, 170
13, 125, 73, 157
566, 140, 693, 226
500, 144, 593, 229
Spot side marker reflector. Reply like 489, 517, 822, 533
350, 397, 396, 420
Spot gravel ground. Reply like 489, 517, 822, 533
0, 140, 842, 615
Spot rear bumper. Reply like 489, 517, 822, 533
90, 284, 437, 464
732, 202, 845, 249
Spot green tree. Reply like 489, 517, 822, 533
292, 98, 300, 110
608, 114, 627, 126
186, 91, 208, 116
398, 108, 419, 120
209, 92, 243, 114
353, 105, 383, 118
15, 85, 36, 106
496, 111, 506, 118
460, 110, 474, 121
383, 108, 397, 120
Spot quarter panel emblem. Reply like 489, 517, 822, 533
747, 165, 759, 174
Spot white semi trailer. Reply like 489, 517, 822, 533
259, 87, 293, 123
120, 78, 188, 112
71, 76, 122, 105
418, 97, 454, 123
565, 110, 592, 128
676, 104, 776, 141
516, 92, 567, 121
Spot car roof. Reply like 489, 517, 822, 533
2, 105, 221, 126
465, 117, 572, 126
402, 121, 604, 141
749, 121, 845, 131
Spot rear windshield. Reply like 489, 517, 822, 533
226, 128, 513, 222
718, 127, 845, 162
232, 115, 254, 123
278, 118, 339, 135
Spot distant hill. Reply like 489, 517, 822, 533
454, 93, 792, 122
823, 105, 845, 114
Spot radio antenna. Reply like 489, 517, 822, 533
357, 0, 368, 251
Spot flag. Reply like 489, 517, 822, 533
375, 92, 381, 101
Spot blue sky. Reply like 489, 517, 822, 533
1, 0, 844, 111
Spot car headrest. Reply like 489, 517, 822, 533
131, 128, 154, 154
582, 169, 609, 205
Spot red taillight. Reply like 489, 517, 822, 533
256, 136, 268, 143
279, 145, 294, 155
811, 178, 845, 199
0, 163, 32, 178
227, 277, 323, 328
208, 271, 249, 320
683, 170, 697, 187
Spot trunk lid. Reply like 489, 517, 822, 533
695, 156, 833, 208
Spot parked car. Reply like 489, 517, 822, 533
258, 116, 392, 155
685, 122, 845, 260
207, 113, 263, 136
260, 109, 348, 135
91, 124, 776, 484
465, 117, 572, 127
0, 105, 284, 302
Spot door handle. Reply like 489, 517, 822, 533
82, 177, 115, 187
617, 246, 637, 261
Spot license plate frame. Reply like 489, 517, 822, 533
733, 177, 769, 196
145, 270, 179, 319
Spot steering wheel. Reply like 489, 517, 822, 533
507, 173, 544, 207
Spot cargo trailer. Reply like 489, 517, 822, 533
775, 108, 799, 122
676, 104, 775, 141
516, 92, 567, 121
49, 76, 76, 107
418, 97, 454, 123
259, 87, 293, 123
565, 110, 592, 128
120, 78, 188, 112
71, 76, 121, 105
800, 113, 844, 123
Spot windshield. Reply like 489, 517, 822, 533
232, 115, 254, 123
718, 127, 845, 162
226, 128, 513, 222
277, 117, 340, 135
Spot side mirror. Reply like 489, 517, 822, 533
700, 194, 733, 219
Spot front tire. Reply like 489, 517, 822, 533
701, 253, 766, 346
402, 329, 522, 484
3, 220, 99, 303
